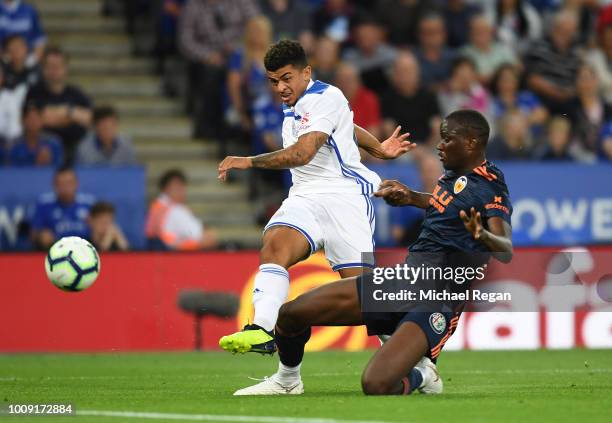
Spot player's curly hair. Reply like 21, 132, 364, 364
446, 110, 490, 146
264, 39, 308, 72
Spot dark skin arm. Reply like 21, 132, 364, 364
375, 180, 513, 263
218, 131, 328, 181
374, 180, 431, 209
460, 207, 513, 263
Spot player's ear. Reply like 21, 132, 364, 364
302, 65, 312, 81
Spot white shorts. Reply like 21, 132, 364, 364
264, 193, 375, 271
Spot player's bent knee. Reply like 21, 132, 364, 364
361, 373, 396, 395
276, 301, 303, 335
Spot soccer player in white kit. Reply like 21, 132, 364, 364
217, 40, 412, 360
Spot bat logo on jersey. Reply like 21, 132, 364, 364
454, 176, 468, 194
429, 313, 447, 334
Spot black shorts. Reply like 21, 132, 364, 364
355, 278, 462, 362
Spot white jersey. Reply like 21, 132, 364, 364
281, 80, 381, 197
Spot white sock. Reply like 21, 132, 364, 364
252, 264, 289, 331
276, 362, 301, 385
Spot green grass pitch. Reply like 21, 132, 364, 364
1, 349, 611, 423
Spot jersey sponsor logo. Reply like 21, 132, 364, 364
454, 176, 468, 194
485, 202, 510, 215
429, 185, 454, 213
429, 312, 447, 334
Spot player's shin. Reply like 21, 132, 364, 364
274, 327, 311, 385
252, 264, 290, 331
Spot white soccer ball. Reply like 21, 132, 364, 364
45, 236, 101, 291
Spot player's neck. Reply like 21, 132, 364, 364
456, 155, 486, 175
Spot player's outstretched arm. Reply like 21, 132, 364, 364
460, 207, 513, 263
374, 179, 431, 208
218, 131, 327, 181
354, 125, 415, 160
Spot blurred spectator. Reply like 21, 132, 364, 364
0, 0, 46, 62
311, 36, 340, 84
178, 0, 259, 139
259, 0, 314, 53
598, 121, 612, 160
154, 0, 186, 74
250, 90, 286, 223
413, 13, 456, 93
0, 35, 38, 143
438, 57, 492, 122
568, 63, 612, 160
562, 0, 599, 46
586, 9, 612, 103
488, 110, 534, 160
30, 167, 94, 250
380, 52, 441, 145
226, 16, 272, 133
312, 0, 353, 43
491, 64, 548, 134
87, 201, 129, 252
460, 15, 518, 85
524, 10, 580, 115
0, 60, 21, 143
8, 103, 62, 167
343, 15, 397, 93
145, 169, 218, 250
527, 0, 561, 13
442, 0, 482, 48
25, 47, 93, 166
535, 115, 574, 161
2, 34, 39, 95
374, 0, 434, 48
480, 0, 542, 54
334, 61, 382, 141
76, 106, 137, 166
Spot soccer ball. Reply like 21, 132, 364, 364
45, 236, 101, 291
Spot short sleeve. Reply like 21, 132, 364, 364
296, 91, 341, 138
481, 183, 512, 225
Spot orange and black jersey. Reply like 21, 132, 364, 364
410, 161, 512, 253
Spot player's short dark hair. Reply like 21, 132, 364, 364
159, 168, 187, 191
43, 45, 69, 63
446, 109, 490, 146
264, 39, 308, 72
2, 34, 26, 50
89, 201, 115, 217
93, 106, 118, 124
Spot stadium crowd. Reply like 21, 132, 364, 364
153, 0, 612, 164
0, 0, 611, 251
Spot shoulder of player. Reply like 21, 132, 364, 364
297, 81, 343, 108
467, 163, 510, 195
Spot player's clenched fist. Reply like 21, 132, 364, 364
218, 156, 252, 181
374, 180, 413, 206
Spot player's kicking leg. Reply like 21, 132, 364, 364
219, 226, 310, 354
233, 277, 441, 396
